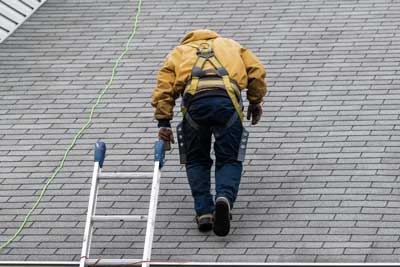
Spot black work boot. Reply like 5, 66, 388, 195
213, 197, 231, 236
196, 213, 213, 232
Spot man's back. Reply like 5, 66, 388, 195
152, 29, 266, 121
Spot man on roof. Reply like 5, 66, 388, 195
152, 29, 266, 236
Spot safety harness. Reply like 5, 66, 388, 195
177, 40, 249, 164
181, 40, 244, 122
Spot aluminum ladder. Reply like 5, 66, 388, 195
79, 140, 165, 267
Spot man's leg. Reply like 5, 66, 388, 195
212, 114, 243, 236
183, 119, 214, 216
213, 117, 243, 207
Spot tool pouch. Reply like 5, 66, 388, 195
176, 121, 187, 164
237, 127, 249, 162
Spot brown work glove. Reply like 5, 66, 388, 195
247, 103, 263, 125
158, 127, 174, 151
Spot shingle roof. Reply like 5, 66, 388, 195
1, 0, 400, 264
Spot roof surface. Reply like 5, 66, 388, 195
1, 0, 400, 264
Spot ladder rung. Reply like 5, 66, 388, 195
86, 258, 142, 266
99, 172, 153, 179
92, 215, 147, 222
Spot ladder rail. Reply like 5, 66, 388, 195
79, 162, 100, 267
88, 181, 100, 257
142, 161, 162, 267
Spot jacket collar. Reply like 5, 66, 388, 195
180, 29, 219, 45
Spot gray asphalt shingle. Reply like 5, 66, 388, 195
1, 0, 400, 264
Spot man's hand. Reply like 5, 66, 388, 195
158, 127, 174, 151
247, 103, 263, 125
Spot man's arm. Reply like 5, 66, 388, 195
240, 47, 266, 125
151, 52, 179, 127
240, 47, 267, 104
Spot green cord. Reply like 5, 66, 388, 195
0, 0, 143, 250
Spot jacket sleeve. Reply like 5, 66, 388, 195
151, 50, 180, 122
240, 47, 267, 104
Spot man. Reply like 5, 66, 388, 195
152, 29, 266, 236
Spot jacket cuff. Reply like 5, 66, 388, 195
249, 100, 262, 105
157, 119, 171, 128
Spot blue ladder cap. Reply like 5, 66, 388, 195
154, 140, 165, 169
94, 141, 106, 168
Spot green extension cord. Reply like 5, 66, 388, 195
0, 0, 143, 250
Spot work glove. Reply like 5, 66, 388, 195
158, 127, 174, 151
247, 103, 263, 125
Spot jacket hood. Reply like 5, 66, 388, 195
180, 29, 219, 45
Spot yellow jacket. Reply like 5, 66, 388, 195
151, 29, 267, 121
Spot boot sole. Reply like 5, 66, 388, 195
198, 221, 213, 232
213, 199, 230, 236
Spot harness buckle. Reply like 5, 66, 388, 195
196, 42, 214, 58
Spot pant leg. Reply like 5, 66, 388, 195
213, 116, 243, 208
183, 119, 214, 216
184, 95, 242, 214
